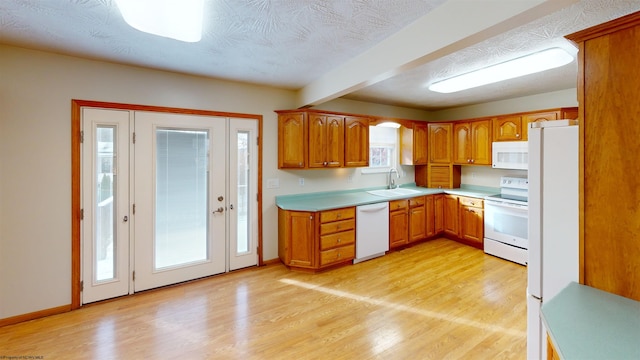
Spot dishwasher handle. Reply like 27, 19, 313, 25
358, 203, 389, 213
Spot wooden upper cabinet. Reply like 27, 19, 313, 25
344, 116, 369, 167
453, 119, 491, 165
453, 122, 472, 165
277, 110, 368, 169
471, 120, 492, 165
400, 122, 428, 165
278, 112, 307, 168
428, 123, 452, 163
493, 115, 523, 141
308, 114, 344, 168
522, 111, 559, 141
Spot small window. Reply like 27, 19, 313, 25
363, 126, 398, 173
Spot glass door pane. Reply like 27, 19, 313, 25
236, 131, 250, 254
155, 128, 209, 269
96, 126, 116, 281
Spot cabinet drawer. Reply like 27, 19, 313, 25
389, 199, 408, 211
320, 219, 355, 235
459, 197, 483, 208
409, 196, 425, 207
320, 207, 355, 223
320, 230, 355, 250
320, 245, 355, 266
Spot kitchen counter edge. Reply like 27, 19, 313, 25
275, 185, 499, 212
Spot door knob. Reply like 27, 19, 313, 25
123, 215, 128, 222
213, 207, 224, 214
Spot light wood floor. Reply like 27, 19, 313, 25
1, 238, 527, 359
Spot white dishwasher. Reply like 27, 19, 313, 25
354, 202, 389, 264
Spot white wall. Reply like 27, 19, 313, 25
0, 45, 428, 319
460, 166, 527, 188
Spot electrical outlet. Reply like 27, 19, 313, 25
347, 175, 353, 183
298, 178, 305, 186
471, 172, 477, 178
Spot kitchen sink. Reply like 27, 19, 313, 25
366, 188, 422, 198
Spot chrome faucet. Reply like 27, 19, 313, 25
388, 168, 400, 189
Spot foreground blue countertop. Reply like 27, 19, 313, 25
541, 282, 640, 360
275, 184, 500, 211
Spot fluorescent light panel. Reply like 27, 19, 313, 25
115, 0, 204, 42
428, 48, 574, 93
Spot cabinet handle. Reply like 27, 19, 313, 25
323, 161, 327, 166
337, 238, 341, 243
516, 133, 520, 138
471, 159, 475, 164
336, 225, 341, 230
467, 159, 471, 163
310, 215, 313, 220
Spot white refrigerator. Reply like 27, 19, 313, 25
526, 120, 579, 360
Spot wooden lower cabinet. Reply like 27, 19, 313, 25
442, 195, 485, 249
409, 196, 426, 243
546, 334, 560, 360
389, 199, 409, 249
458, 196, 484, 248
443, 195, 459, 237
278, 207, 355, 271
433, 194, 445, 234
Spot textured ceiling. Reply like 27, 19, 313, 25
1, 0, 639, 111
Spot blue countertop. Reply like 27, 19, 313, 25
275, 184, 500, 211
541, 282, 640, 360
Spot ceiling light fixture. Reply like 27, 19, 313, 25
428, 47, 574, 93
115, 0, 204, 42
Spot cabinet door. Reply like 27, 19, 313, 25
344, 116, 369, 167
522, 111, 558, 141
413, 123, 429, 165
460, 205, 483, 247
400, 122, 428, 165
409, 205, 426, 242
308, 114, 327, 168
434, 194, 444, 234
325, 116, 345, 167
287, 211, 316, 268
308, 115, 344, 168
278, 113, 307, 168
443, 195, 458, 236
425, 195, 435, 238
471, 119, 492, 165
428, 123, 452, 163
453, 122, 471, 164
493, 116, 523, 141
389, 210, 408, 249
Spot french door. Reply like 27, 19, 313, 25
81, 108, 258, 303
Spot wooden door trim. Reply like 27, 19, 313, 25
71, 99, 264, 310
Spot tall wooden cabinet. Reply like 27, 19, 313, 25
419, 123, 461, 189
566, 11, 640, 301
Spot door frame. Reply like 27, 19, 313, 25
71, 99, 263, 309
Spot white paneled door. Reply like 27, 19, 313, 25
81, 109, 258, 303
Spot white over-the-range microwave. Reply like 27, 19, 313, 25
492, 141, 528, 170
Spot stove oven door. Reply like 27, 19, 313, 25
484, 199, 528, 249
